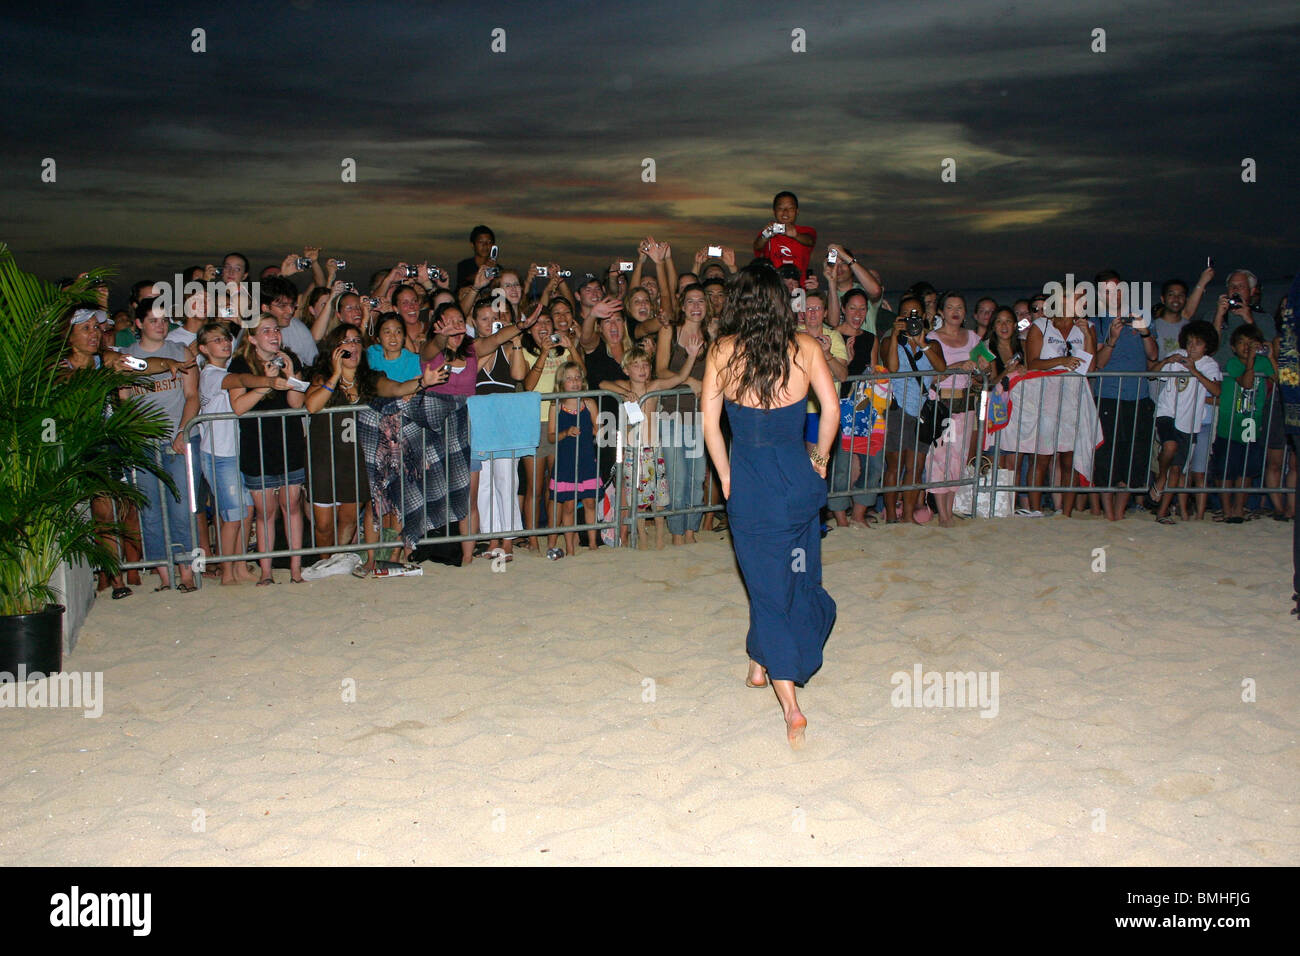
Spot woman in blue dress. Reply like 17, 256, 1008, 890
702, 262, 840, 748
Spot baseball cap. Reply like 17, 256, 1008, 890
576, 273, 603, 293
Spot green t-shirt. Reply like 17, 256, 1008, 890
1216, 355, 1273, 441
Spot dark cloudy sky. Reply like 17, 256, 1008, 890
3, 0, 1298, 305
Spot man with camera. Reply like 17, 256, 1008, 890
1091, 271, 1157, 519
753, 190, 816, 275
1213, 270, 1276, 368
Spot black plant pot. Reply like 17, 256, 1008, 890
0, 604, 64, 676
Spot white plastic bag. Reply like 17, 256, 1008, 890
953, 456, 1014, 518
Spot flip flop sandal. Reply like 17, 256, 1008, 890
111, 586, 132, 600
176, 583, 198, 593
153, 585, 171, 592
256, 577, 276, 586
1155, 515, 1176, 525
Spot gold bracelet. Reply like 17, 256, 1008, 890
809, 450, 829, 468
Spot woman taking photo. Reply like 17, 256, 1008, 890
882, 294, 947, 524
303, 325, 378, 577
223, 315, 307, 585
702, 263, 839, 750
656, 283, 710, 545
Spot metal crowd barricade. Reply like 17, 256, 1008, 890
177, 388, 628, 584
970, 368, 1294, 516
108, 368, 1296, 588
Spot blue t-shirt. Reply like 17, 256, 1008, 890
892, 340, 934, 417
1093, 313, 1149, 401
367, 345, 420, 383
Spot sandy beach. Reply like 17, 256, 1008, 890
2, 515, 1296, 866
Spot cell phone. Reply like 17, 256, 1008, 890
1207, 256, 1214, 269
707, 245, 722, 258
619, 261, 634, 272
826, 249, 838, 265
489, 245, 499, 260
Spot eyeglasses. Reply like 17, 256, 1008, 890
342, 338, 363, 345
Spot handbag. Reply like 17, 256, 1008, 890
902, 345, 951, 446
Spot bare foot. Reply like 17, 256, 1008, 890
785, 709, 807, 749
745, 661, 767, 688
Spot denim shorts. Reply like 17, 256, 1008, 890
201, 453, 252, 521
242, 467, 306, 491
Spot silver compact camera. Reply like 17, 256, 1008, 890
333, 259, 347, 270
295, 257, 312, 270
268, 355, 286, 370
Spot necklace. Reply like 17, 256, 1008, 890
340, 377, 356, 388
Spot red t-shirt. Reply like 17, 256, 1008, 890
757, 224, 816, 274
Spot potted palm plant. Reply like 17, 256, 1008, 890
0, 245, 171, 675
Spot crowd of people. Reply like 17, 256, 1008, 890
58, 190, 1297, 596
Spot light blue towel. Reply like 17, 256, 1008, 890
468, 392, 543, 461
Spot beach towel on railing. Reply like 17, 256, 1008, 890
358, 392, 471, 551
467, 391, 542, 460
990, 369, 1103, 486
839, 367, 890, 456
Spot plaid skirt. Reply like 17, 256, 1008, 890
358, 392, 471, 551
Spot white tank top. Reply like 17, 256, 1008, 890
1035, 317, 1085, 359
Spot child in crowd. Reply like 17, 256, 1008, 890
1151, 321, 1221, 524
547, 362, 601, 557
613, 344, 699, 548
196, 322, 258, 584
1213, 325, 1273, 523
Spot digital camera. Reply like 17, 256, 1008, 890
904, 310, 925, 339
333, 259, 347, 270
364, 297, 380, 309
707, 245, 722, 258
549, 333, 562, 345
401, 265, 419, 279
1226, 295, 1244, 310
619, 261, 634, 272
427, 265, 444, 281
341, 282, 357, 293
295, 257, 312, 270
268, 355, 286, 370
771, 223, 786, 235
484, 266, 500, 280
826, 249, 838, 265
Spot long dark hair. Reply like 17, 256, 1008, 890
982, 306, 1025, 376
310, 324, 380, 405
717, 262, 798, 409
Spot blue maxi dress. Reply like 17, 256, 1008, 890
724, 397, 837, 686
